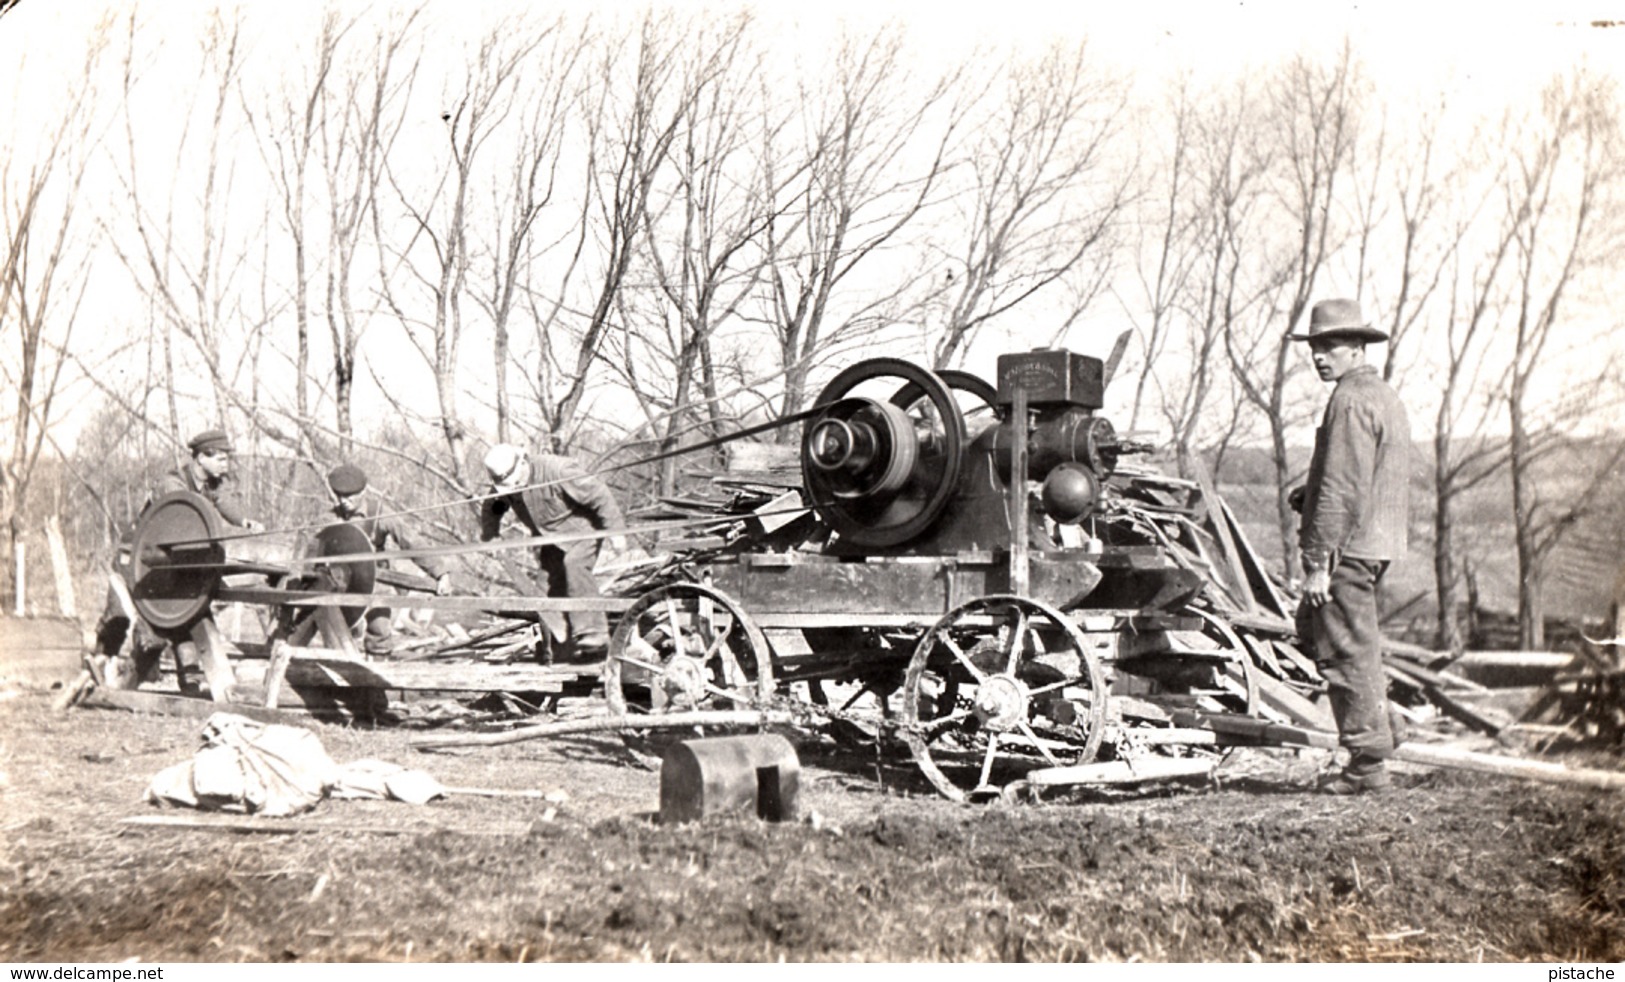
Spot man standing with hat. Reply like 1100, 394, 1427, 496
321, 463, 453, 656
1289, 298, 1412, 795
479, 442, 626, 661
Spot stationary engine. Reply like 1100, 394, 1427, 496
799, 349, 1141, 556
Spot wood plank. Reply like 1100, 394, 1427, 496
1252, 671, 1335, 730
1174, 710, 1625, 791
1168, 710, 1340, 750
1024, 757, 1216, 787
410, 709, 799, 750
120, 815, 536, 836
1216, 495, 1294, 619
274, 651, 577, 692
81, 686, 316, 726
217, 587, 636, 613
1187, 458, 1256, 616
45, 517, 77, 618
1392, 743, 1625, 792
190, 617, 237, 704
1385, 661, 1509, 735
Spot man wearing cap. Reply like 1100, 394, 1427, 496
1289, 298, 1412, 795
479, 442, 626, 660
323, 463, 454, 656
95, 429, 263, 686
145, 429, 263, 532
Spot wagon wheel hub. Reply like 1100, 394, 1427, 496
658, 653, 709, 710
972, 674, 1028, 732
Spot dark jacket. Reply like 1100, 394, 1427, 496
147, 466, 254, 529
478, 453, 623, 543
337, 508, 445, 580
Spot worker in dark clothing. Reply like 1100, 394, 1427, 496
323, 463, 453, 656
144, 428, 263, 531
1290, 298, 1412, 795
479, 442, 626, 660
96, 428, 263, 684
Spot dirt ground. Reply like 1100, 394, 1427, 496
1, 686, 1622, 964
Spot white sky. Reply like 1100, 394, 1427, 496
5, 0, 1625, 446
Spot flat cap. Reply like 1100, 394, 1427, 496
187, 429, 234, 455
327, 463, 368, 497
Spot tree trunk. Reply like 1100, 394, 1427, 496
1432, 430, 1465, 653
1509, 391, 1544, 649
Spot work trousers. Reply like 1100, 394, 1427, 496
363, 605, 396, 656
1297, 557, 1395, 760
536, 539, 608, 643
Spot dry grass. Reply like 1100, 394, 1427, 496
2, 689, 1623, 962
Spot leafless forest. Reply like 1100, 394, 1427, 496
3, 2, 1623, 650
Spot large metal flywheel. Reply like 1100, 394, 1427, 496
128, 491, 227, 630
800, 359, 968, 548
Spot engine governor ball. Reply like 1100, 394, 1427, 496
1040, 462, 1100, 525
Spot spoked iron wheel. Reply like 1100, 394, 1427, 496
604, 583, 775, 755
1189, 607, 1260, 717
902, 595, 1109, 802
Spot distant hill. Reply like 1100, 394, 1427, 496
1202, 437, 1625, 637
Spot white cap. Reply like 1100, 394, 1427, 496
482, 444, 528, 492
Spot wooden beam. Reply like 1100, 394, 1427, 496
189, 617, 237, 704
120, 815, 536, 836
270, 649, 581, 692
1188, 457, 1256, 616
410, 710, 799, 750
80, 686, 315, 726
1393, 743, 1625, 792
1024, 757, 1216, 787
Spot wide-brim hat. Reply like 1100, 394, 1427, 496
328, 463, 368, 497
187, 428, 234, 455
1287, 298, 1389, 343
483, 443, 530, 493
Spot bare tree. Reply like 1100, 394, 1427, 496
926, 41, 1130, 369
245, 9, 355, 453
1225, 46, 1364, 575
325, 9, 423, 450
1, 14, 113, 606
613, 13, 785, 492
467, 14, 581, 446
376, 13, 548, 477
1500, 71, 1625, 647
761, 27, 969, 424
112, 8, 296, 458
1132, 76, 1278, 477
1430, 207, 1519, 651
529, 10, 690, 449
